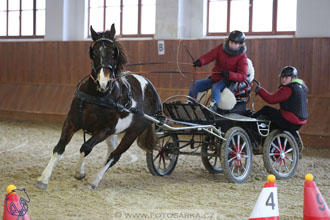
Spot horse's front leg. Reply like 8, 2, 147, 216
88, 131, 138, 189
105, 134, 118, 162
74, 130, 112, 181
35, 119, 77, 190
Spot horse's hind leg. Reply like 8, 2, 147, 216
74, 134, 118, 180
88, 131, 137, 189
35, 119, 77, 190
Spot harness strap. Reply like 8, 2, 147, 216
74, 89, 141, 115
75, 90, 118, 109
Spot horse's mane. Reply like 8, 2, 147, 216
114, 39, 127, 75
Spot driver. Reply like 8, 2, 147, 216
253, 66, 308, 131
188, 30, 248, 112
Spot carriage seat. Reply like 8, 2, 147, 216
228, 58, 254, 99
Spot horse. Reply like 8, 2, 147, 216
35, 24, 162, 190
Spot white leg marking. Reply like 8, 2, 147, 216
74, 152, 86, 179
89, 158, 114, 189
37, 153, 61, 184
105, 135, 118, 162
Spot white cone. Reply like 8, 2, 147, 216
249, 175, 279, 220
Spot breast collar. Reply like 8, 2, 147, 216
74, 75, 133, 113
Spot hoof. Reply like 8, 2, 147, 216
35, 181, 48, 191
74, 172, 86, 180
87, 181, 97, 190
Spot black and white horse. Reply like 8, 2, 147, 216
35, 24, 162, 190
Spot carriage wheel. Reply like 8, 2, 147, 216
146, 133, 179, 176
263, 130, 299, 179
220, 127, 252, 183
201, 136, 223, 174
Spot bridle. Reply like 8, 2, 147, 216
89, 37, 119, 81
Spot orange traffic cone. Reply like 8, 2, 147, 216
249, 174, 279, 220
3, 185, 30, 220
303, 174, 330, 220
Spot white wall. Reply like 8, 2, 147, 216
178, 0, 204, 39
155, 0, 204, 39
44, 0, 65, 41
296, 0, 330, 37
63, 0, 86, 41
154, 0, 179, 39
43, 0, 330, 41
45, 0, 86, 41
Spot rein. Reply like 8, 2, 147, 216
129, 70, 219, 75
125, 61, 193, 66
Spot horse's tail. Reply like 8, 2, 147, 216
136, 123, 159, 152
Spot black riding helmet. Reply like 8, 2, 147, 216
280, 66, 298, 78
228, 30, 245, 44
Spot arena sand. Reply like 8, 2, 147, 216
0, 120, 329, 220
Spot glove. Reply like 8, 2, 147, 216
193, 60, 202, 67
220, 71, 229, 78
255, 84, 262, 94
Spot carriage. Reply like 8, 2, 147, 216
142, 79, 304, 183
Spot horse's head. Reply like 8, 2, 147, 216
89, 24, 126, 93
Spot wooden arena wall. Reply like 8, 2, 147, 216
0, 38, 329, 148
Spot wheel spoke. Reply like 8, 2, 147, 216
240, 142, 246, 152
278, 164, 282, 174
228, 156, 237, 163
237, 166, 241, 176
272, 158, 279, 167
156, 156, 161, 170
277, 136, 282, 150
241, 163, 246, 172
231, 163, 236, 173
162, 156, 166, 170
213, 156, 218, 167
285, 148, 293, 154
237, 135, 241, 152
161, 137, 165, 146
269, 153, 280, 156
271, 142, 281, 152
283, 138, 288, 151
153, 153, 160, 163
228, 147, 235, 154
285, 156, 293, 162
231, 138, 236, 148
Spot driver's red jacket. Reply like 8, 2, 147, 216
198, 43, 248, 83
